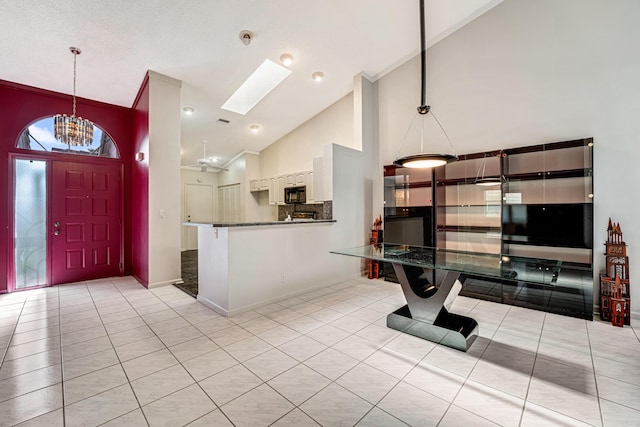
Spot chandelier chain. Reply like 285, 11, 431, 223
72, 49, 77, 117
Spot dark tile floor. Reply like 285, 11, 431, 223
177, 250, 198, 297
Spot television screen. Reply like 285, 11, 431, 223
502, 203, 592, 249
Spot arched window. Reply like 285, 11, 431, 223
16, 116, 120, 158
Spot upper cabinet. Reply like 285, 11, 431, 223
305, 171, 314, 203
276, 176, 285, 204
268, 178, 277, 205
254, 162, 326, 205
249, 179, 269, 192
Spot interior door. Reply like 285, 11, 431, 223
51, 161, 122, 284
185, 184, 214, 250
218, 184, 241, 223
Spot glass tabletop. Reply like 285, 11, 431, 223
331, 244, 562, 286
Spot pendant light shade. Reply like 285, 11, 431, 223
393, 0, 457, 169
474, 153, 502, 186
395, 153, 458, 169
475, 177, 502, 186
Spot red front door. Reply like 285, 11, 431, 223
51, 161, 122, 284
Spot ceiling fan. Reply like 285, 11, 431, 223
188, 141, 228, 172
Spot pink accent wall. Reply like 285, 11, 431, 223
131, 74, 150, 287
0, 80, 135, 293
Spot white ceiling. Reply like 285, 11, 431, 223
0, 0, 501, 168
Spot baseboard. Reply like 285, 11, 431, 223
198, 272, 362, 318
197, 295, 229, 316
147, 278, 183, 289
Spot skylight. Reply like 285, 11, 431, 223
221, 59, 292, 115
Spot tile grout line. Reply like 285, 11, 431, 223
0, 297, 26, 369
76, 280, 151, 427
171, 280, 403, 426
433, 302, 508, 426
122, 283, 232, 425
585, 316, 606, 427
0, 289, 64, 425
10, 278, 634, 426
57, 285, 66, 427
249, 287, 396, 426
516, 310, 546, 427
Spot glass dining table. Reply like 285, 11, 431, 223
331, 244, 562, 351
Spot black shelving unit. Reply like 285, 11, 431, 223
384, 138, 594, 320
497, 138, 593, 319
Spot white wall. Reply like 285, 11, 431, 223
354, 74, 382, 239
260, 92, 355, 177
244, 153, 261, 222
376, 0, 640, 317
148, 71, 182, 287
331, 144, 367, 261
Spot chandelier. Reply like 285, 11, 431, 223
54, 47, 94, 147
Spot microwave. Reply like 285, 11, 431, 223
284, 186, 306, 204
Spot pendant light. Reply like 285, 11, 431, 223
54, 47, 94, 147
394, 0, 457, 169
474, 153, 502, 186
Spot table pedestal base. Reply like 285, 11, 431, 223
387, 305, 479, 352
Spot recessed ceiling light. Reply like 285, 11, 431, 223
182, 106, 195, 115
221, 59, 292, 115
250, 124, 260, 133
280, 53, 293, 67
311, 71, 324, 82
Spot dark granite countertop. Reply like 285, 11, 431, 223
183, 219, 336, 227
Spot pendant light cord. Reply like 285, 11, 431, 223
417, 0, 456, 156
418, 0, 429, 115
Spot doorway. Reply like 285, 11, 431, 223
184, 183, 214, 250
12, 156, 123, 290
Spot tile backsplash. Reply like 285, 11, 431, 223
278, 201, 332, 221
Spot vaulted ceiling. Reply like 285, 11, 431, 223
0, 0, 502, 167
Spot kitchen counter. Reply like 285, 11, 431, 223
184, 219, 336, 227
184, 218, 356, 317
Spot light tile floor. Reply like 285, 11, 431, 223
1, 276, 639, 426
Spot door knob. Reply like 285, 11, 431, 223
54, 221, 60, 227
54, 230, 60, 236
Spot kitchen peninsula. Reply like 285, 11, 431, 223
186, 219, 348, 316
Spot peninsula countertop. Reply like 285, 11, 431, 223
183, 219, 336, 227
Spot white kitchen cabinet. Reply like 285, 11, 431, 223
277, 176, 285, 204
285, 175, 295, 187
295, 173, 305, 186
259, 179, 269, 190
313, 157, 324, 202
305, 171, 314, 203
268, 178, 276, 205
249, 179, 260, 192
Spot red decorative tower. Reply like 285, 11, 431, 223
600, 218, 631, 325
